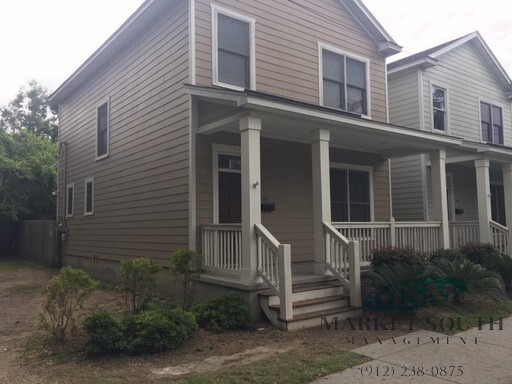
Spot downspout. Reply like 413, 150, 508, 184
59, 142, 68, 241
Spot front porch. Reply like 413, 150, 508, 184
187, 85, 509, 328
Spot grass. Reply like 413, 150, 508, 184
0, 256, 49, 272
170, 344, 369, 384
5, 283, 44, 296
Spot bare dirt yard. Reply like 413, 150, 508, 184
0, 259, 410, 384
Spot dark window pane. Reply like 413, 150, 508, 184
491, 184, 506, 226
67, 187, 73, 215
219, 172, 241, 223
86, 182, 93, 213
347, 86, 365, 114
330, 169, 347, 221
97, 103, 108, 156
349, 171, 370, 203
218, 14, 249, 55
218, 154, 241, 170
323, 80, 343, 109
350, 204, 370, 222
494, 124, 503, 144
433, 109, 445, 131
482, 122, 491, 142
432, 87, 445, 110
218, 51, 249, 88
346, 58, 366, 88
323, 50, 344, 82
492, 106, 502, 125
481, 102, 491, 123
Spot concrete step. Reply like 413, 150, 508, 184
285, 306, 362, 330
268, 294, 350, 316
259, 281, 344, 306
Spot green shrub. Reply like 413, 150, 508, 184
429, 248, 464, 263
83, 310, 123, 354
459, 243, 500, 268
366, 263, 437, 311
121, 307, 197, 354
194, 293, 251, 332
42, 267, 99, 341
170, 249, 202, 310
119, 258, 161, 313
432, 258, 505, 304
371, 246, 427, 268
486, 254, 512, 291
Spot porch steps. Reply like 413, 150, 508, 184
258, 282, 362, 330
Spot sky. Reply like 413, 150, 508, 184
0, 0, 511, 106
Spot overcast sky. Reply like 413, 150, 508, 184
0, 0, 511, 106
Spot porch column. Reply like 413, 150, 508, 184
311, 129, 331, 274
240, 116, 262, 283
502, 163, 512, 254
475, 159, 492, 243
430, 149, 450, 249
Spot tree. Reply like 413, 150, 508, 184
1, 80, 58, 142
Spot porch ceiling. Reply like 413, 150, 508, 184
186, 85, 464, 159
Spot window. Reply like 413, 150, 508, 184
491, 183, 506, 226
212, 6, 255, 90
481, 102, 503, 144
96, 100, 109, 158
84, 177, 94, 215
321, 46, 368, 115
66, 183, 74, 217
432, 86, 446, 131
330, 167, 371, 222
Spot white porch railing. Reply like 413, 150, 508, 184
333, 221, 441, 263
449, 221, 479, 248
323, 222, 361, 307
255, 223, 293, 321
491, 221, 509, 254
201, 224, 242, 274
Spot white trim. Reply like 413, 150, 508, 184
211, 4, 256, 91
189, 0, 196, 85
430, 82, 449, 135
188, 96, 197, 250
84, 177, 95, 216
95, 98, 110, 161
212, 144, 241, 224
446, 172, 456, 222
318, 42, 371, 119
329, 162, 375, 222
420, 154, 429, 220
66, 183, 75, 218
384, 62, 389, 124
418, 69, 425, 131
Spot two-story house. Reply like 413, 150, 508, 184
388, 31, 512, 255
50, 0, 465, 329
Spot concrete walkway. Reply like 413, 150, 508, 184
312, 317, 512, 383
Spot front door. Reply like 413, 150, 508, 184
218, 154, 242, 223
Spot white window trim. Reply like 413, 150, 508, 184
430, 82, 450, 135
318, 42, 372, 119
329, 162, 374, 222
66, 183, 74, 218
84, 177, 95, 216
212, 144, 241, 224
211, 4, 256, 91
478, 97, 505, 145
95, 98, 110, 161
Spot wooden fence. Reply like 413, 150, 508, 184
18, 220, 60, 267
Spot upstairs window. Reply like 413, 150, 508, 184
321, 47, 368, 115
96, 100, 109, 159
432, 86, 446, 131
84, 177, 94, 216
481, 102, 503, 144
213, 6, 255, 90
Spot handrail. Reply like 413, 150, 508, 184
490, 220, 508, 232
255, 223, 293, 321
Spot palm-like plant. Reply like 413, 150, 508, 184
432, 259, 505, 304
486, 254, 512, 292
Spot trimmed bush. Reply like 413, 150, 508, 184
119, 258, 161, 313
43, 267, 99, 341
83, 310, 123, 354
371, 246, 427, 268
429, 248, 464, 263
194, 293, 251, 332
121, 307, 197, 354
170, 249, 202, 310
459, 243, 500, 268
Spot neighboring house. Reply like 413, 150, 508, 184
388, 31, 512, 254
50, 0, 467, 329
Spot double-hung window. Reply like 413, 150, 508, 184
330, 167, 372, 222
321, 46, 368, 115
66, 183, 74, 217
96, 100, 109, 159
213, 6, 255, 90
432, 86, 446, 131
84, 177, 94, 216
481, 102, 503, 144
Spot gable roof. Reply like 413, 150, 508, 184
50, 0, 401, 103
388, 31, 512, 89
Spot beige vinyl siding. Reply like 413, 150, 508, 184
421, 43, 512, 143
390, 156, 425, 221
58, 1, 190, 267
195, 0, 388, 122
388, 69, 420, 129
